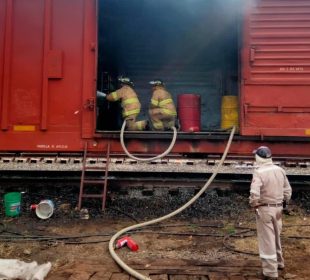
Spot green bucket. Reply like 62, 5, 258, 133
4, 192, 21, 217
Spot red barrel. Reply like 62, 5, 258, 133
177, 94, 201, 132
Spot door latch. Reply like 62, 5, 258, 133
84, 98, 95, 111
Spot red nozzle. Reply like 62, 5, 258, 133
115, 236, 139, 251
30, 204, 37, 210
116, 236, 129, 249
126, 237, 139, 251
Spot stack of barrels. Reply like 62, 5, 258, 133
177, 94, 239, 132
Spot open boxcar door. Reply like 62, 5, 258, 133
0, 0, 97, 151
241, 0, 310, 137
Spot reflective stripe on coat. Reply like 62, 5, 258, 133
107, 85, 141, 118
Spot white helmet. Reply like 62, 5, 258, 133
149, 79, 164, 86
118, 76, 134, 86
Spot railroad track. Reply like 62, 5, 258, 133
0, 154, 310, 175
1, 154, 310, 193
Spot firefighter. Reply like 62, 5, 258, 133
104, 77, 147, 131
148, 80, 177, 131
249, 146, 292, 280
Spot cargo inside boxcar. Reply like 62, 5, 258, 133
96, 0, 242, 132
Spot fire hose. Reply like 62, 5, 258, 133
109, 126, 236, 280
120, 120, 178, 162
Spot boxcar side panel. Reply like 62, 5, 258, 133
0, 0, 97, 151
0, 1, 5, 120
9, 0, 44, 125
241, 0, 310, 136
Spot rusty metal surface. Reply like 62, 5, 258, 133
241, 0, 310, 137
1, 0, 310, 155
0, 0, 96, 149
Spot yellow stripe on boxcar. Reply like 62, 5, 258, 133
13, 125, 36, 132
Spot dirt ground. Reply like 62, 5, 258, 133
1, 198, 310, 280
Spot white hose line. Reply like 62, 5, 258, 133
120, 120, 178, 162
109, 126, 236, 280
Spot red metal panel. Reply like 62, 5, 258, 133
93, 138, 310, 158
47, 50, 63, 79
9, 0, 45, 125
81, 0, 97, 138
48, 0, 85, 130
41, 0, 52, 130
0, 0, 6, 123
0, 0, 97, 151
1, 0, 13, 130
241, 0, 310, 136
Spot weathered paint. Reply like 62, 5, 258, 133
0, 0, 96, 151
0, 0, 309, 157
241, 0, 310, 136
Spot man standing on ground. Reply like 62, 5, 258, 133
249, 146, 292, 280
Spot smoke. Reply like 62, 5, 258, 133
170, 0, 244, 19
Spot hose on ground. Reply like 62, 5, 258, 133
109, 126, 236, 280
120, 120, 177, 162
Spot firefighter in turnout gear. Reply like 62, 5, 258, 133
249, 146, 292, 280
148, 80, 177, 131
106, 77, 147, 131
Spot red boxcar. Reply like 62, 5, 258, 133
0, 0, 310, 157
241, 0, 310, 137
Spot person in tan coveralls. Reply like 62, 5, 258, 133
148, 80, 177, 131
249, 146, 292, 280
106, 77, 147, 131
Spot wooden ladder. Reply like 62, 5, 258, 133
78, 142, 111, 211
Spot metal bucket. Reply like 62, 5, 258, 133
35, 200, 55, 219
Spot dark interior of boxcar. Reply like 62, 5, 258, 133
96, 0, 242, 131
